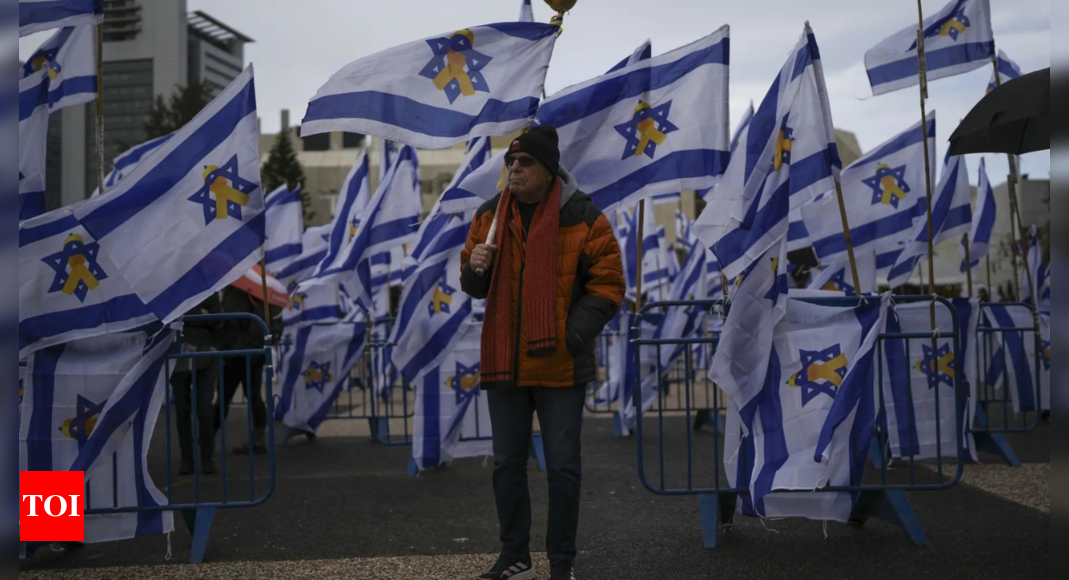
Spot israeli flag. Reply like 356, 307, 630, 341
264, 185, 304, 271
20, 329, 175, 545
437, 40, 655, 215
806, 247, 878, 295
881, 299, 979, 462
654, 239, 709, 370
21, 24, 98, 115
19, 0, 102, 37
618, 203, 671, 302
987, 49, 1023, 93
518, 0, 534, 23
98, 133, 174, 195
320, 149, 371, 280
960, 158, 996, 272
886, 152, 973, 288
412, 320, 493, 471
865, 0, 994, 96
985, 304, 1047, 412
727, 294, 889, 522
302, 23, 558, 149
1021, 224, 1045, 308
277, 322, 367, 435
614, 312, 660, 437
299, 145, 421, 310
675, 209, 697, 249
694, 24, 840, 281
804, 113, 937, 274
19, 73, 49, 221
786, 192, 828, 253
535, 26, 730, 213
279, 226, 343, 329
730, 102, 755, 155
413, 138, 491, 265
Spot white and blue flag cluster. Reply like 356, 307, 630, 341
302, 22, 559, 149
960, 158, 996, 273
264, 185, 304, 272
19, 0, 102, 37
865, 0, 994, 96
277, 322, 368, 435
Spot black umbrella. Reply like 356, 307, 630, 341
948, 68, 1049, 156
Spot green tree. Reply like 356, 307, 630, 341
261, 129, 312, 223
143, 81, 214, 139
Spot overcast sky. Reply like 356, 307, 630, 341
20, 0, 1050, 186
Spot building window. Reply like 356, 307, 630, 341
342, 133, 364, 149
86, 58, 154, 194
302, 132, 331, 152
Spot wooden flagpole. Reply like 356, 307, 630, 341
963, 233, 974, 297
833, 179, 864, 293
916, 0, 941, 363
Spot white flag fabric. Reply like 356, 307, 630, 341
886, 152, 973, 288
865, 0, 994, 96
960, 157, 997, 273
654, 239, 710, 371
277, 322, 367, 434
19, 24, 98, 113
412, 320, 493, 471
97, 133, 174, 196
804, 113, 937, 274
806, 247, 878, 295
606, 38, 653, 74
987, 49, 1023, 93
19, 0, 102, 37
881, 299, 979, 462
19, 66, 262, 357
617, 203, 672, 302
727, 294, 889, 522
301, 23, 559, 149
984, 304, 1048, 413
320, 150, 371, 283
533, 26, 730, 213
694, 24, 839, 280
20, 328, 175, 545
18, 73, 50, 221
279, 226, 343, 329
264, 185, 304, 271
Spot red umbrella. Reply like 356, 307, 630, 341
230, 264, 289, 308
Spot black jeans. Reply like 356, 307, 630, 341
487, 384, 587, 569
214, 356, 266, 432
172, 363, 219, 462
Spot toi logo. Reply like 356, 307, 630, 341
20, 471, 85, 542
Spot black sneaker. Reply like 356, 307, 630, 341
477, 554, 535, 580
178, 458, 195, 476
550, 564, 576, 580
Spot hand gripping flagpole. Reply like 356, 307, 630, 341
476, 1, 577, 277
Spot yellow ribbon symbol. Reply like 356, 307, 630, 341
290, 293, 305, 311
432, 29, 477, 98
431, 285, 454, 315
349, 219, 359, 241
31, 54, 59, 80
916, 350, 955, 379
789, 353, 848, 389
305, 365, 326, 384
940, 19, 967, 38
875, 164, 908, 206
202, 165, 249, 221
774, 130, 792, 172
632, 102, 668, 158
62, 234, 100, 297
448, 372, 481, 392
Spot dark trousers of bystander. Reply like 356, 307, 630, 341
214, 356, 266, 433
173, 362, 219, 463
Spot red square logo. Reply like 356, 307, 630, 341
20, 471, 85, 542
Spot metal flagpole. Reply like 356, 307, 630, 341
963, 233, 974, 297
916, 1, 938, 333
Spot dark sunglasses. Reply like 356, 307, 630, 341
505, 155, 538, 169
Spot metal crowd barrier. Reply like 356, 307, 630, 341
970, 302, 1045, 466
632, 296, 966, 549
68, 312, 277, 564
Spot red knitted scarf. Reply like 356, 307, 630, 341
481, 179, 562, 387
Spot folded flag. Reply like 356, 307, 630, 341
694, 23, 839, 280
806, 247, 878, 295
19, 0, 102, 37
886, 151, 972, 288
803, 113, 936, 274
20, 24, 98, 114
865, 0, 994, 96
302, 22, 558, 149
264, 185, 304, 271
987, 49, 1022, 93
277, 322, 368, 434
960, 157, 996, 272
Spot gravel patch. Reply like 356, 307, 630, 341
929, 463, 1049, 513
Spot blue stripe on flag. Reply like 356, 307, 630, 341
79, 79, 257, 239
265, 244, 302, 265
401, 301, 474, 381
713, 179, 791, 270
20, 214, 80, 248
989, 306, 1036, 412
788, 147, 839, 198
132, 375, 164, 536
18, 80, 49, 122
146, 212, 265, 318
853, 119, 936, 168
867, 42, 995, 87
275, 249, 327, 281
485, 22, 559, 41
587, 149, 730, 210
27, 344, 65, 471
47, 75, 97, 108
304, 92, 540, 140
812, 203, 923, 258
19, 0, 100, 28
751, 349, 788, 515
19, 191, 46, 222
265, 188, 300, 210
307, 328, 367, 431
19, 295, 152, 353
745, 75, 781, 184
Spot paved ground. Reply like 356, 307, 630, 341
20, 410, 1049, 580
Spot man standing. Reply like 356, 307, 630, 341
462, 126, 625, 580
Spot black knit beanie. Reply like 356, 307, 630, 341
507, 125, 561, 177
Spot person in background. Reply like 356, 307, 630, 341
173, 294, 221, 475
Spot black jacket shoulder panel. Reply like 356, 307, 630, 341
560, 191, 602, 229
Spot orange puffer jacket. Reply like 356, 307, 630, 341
460, 171, 625, 389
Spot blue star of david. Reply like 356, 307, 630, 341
62, 395, 105, 449
917, 343, 955, 389
23, 46, 61, 78
794, 346, 846, 406
418, 31, 493, 104
428, 277, 457, 317
187, 155, 258, 226
449, 362, 481, 405
942, 9, 970, 41
777, 120, 794, 169
42, 235, 109, 303
862, 164, 910, 209
909, 1, 970, 50
302, 361, 333, 393
614, 101, 679, 160
823, 270, 856, 295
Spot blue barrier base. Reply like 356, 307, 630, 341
698, 493, 737, 549
369, 417, 389, 444
407, 456, 419, 478
181, 506, 216, 564
613, 412, 625, 437
529, 433, 547, 472
693, 410, 725, 434
849, 490, 929, 546
972, 406, 1021, 467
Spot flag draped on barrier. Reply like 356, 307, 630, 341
886, 152, 972, 288
264, 185, 304, 271
19, 65, 262, 357
20, 328, 176, 546
865, 0, 994, 96
277, 322, 368, 434
654, 239, 711, 371
806, 247, 878, 295
726, 295, 889, 522
984, 304, 1048, 412
803, 113, 937, 274
19, 0, 102, 37
301, 22, 559, 149
960, 158, 996, 273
